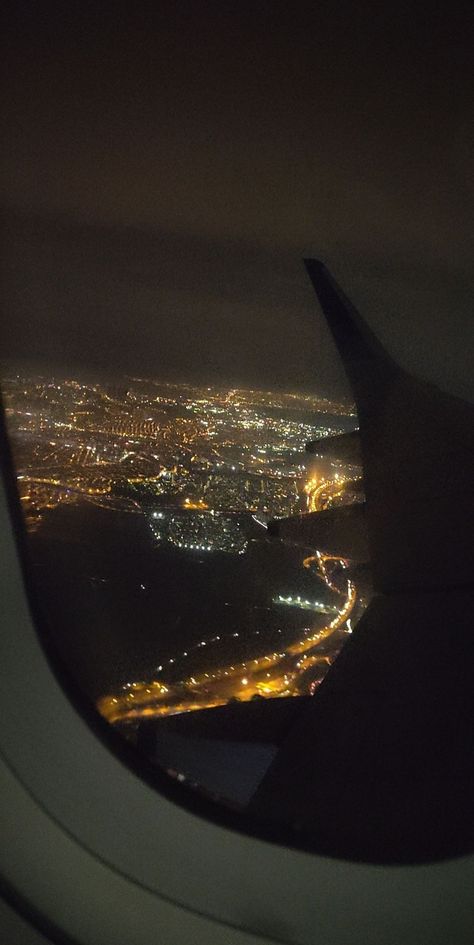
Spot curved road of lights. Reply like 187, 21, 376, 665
98, 513, 358, 726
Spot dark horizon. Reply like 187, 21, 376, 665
1, 3, 473, 403
0, 355, 356, 406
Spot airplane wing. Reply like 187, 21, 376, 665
306, 428, 362, 464
247, 260, 474, 861
272, 259, 474, 593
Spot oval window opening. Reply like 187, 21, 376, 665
1, 216, 472, 867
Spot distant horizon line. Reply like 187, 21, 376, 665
0, 357, 356, 411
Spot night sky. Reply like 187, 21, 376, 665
1, 2, 473, 398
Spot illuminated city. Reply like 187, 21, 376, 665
2, 369, 367, 727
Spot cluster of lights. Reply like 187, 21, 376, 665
275, 594, 339, 614
7, 372, 363, 725
9, 369, 353, 525
149, 509, 249, 555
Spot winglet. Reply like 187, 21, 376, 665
303, 259, 399, 407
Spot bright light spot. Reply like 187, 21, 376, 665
241, 678, 248, 686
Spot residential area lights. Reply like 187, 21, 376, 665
5, 372, 355, 532
4, 371, 363, 720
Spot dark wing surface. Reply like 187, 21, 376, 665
249, 260, 474, 862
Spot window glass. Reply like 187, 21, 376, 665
1, 214, 369, 818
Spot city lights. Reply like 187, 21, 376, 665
4, 370, 364, 725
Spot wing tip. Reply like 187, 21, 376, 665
303, 257, 326, 271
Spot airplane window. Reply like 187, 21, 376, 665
0, 212, 379, 850
2, 209, 473, 869
2, 4, 472, 871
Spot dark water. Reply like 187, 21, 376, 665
27, 502, 335, 699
